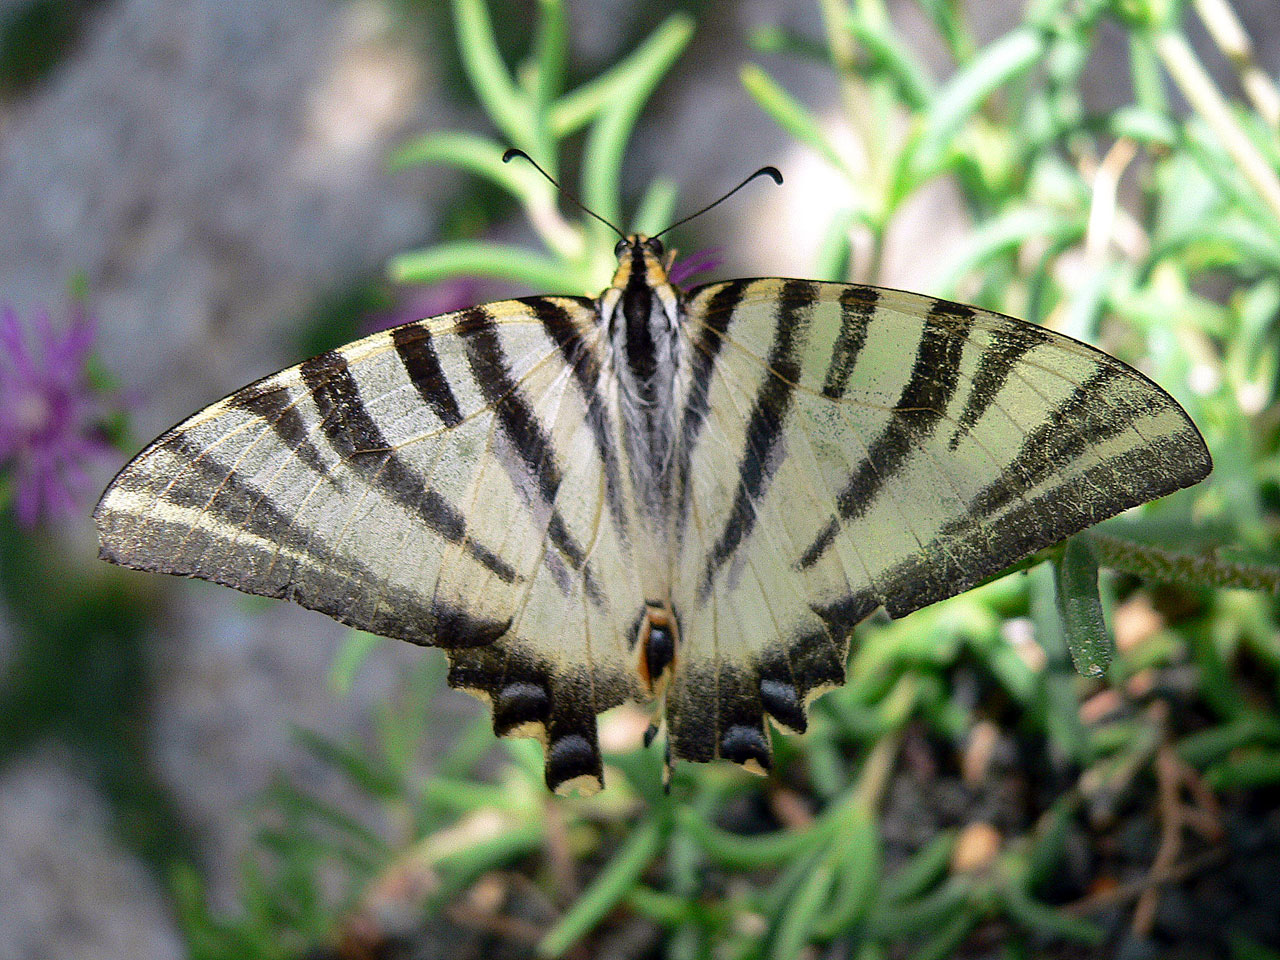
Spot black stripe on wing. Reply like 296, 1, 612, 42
821, 286, 878, 400
299, 350, 520, 584
964, 364, 1131, 519
522, 295, 630, 544
880, 436, 1208, 618
945, 322, 1050, 450
674, 279, 751, 542
699, 279, 817, 597
97, 435, 512, 647
458, 307, 593, 577
230, 382, 339, 483
798, 301, 977, 571
391, 322, 465, 427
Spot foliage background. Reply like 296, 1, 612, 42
0, 0, 1278, 958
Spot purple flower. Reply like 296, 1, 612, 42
668, 247, 724, 287
0, 304, 117, 528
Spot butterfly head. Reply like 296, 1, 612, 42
601, 234, 682, 339
610, 233, 673, 288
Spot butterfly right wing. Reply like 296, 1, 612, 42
665, 279, 1209, 769
95, 296, 647, 793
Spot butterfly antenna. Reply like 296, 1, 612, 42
652, 166, 783, 241
502, 148, 627, 240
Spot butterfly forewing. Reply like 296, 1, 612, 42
667, 279, 1210, 761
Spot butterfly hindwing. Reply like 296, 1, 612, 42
95, 296, 647, 793
666, 279, 1211, 764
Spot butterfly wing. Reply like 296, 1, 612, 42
666, 279, 1210, 767
95, 296, 646, 793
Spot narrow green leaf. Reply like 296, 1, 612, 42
741, 64, 852, 178
908, 27, 1046, 179
1206, 749, 1280, 788
580, 14, 694, 245
1030, 564, 1090, 762
814, 806, 883, 937
389, 241, 589, 293
538, 818, 667, 957
549, 14, 693, 138
1178, 711, 1280, 767
882, 831, 956, 903
869, 878, 970, 936
813, 208, 859, 281
676, 806, 824, 868
770, 858, 838, 959
328, 630, 383, 696
934, 205, 1078, 297
528, 0, 567, 112
1023, 796, 1079, 887
1001, 881, 1104, 944
1053, 536, 1112, 678
908, 911, 982, 960
844, 11, 936, 109
632, 177, 679, 237
451, 0, 534, 149
388, 131, 542, 203
291, 728, 401, 797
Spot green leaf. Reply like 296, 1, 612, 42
291, 728, 401, 797
389, 240, 590, 293
451, 0, 535, 152
675, 806, 823, 868
741, 63, 853, 179
1000, 879, 1104, 944
527, 0, 567, 114
844, 11, 936, 109
328, 630, 383, 696
813, 806, 883, 937
1206, 749, 1280, 788
934, 205, 1080, 296
548, 14, 693, 138
388, 131, 543, 202
881, 831, 956, 903
813, 208, 859, 281
632, 177, 679, 237
770, 856, 838, 958
538, 818, 667, 957
580, 14, 694, 248
908, 27, 1046, 180
1053, 536, 1112, 678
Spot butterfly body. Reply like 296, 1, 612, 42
96, 235, 1210, 794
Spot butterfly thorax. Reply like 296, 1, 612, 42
600, 236, 683, 515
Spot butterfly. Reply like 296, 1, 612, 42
95, 154, 1211, 794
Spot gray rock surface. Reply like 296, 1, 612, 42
0, 746, 184, 960
0, 0, 443, 438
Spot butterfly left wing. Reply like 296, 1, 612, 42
96, 296, 649, 793
665, 279, 1210, 769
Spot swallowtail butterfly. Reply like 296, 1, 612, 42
95, 156, 1211, 794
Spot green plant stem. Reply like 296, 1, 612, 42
452, 0, 534, 151
537, 817, 666, 957
388, 241, 589, 293
1193, 0, 1280, 130
1153, 27, 1280, 224
1087, 531, 1280, 593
